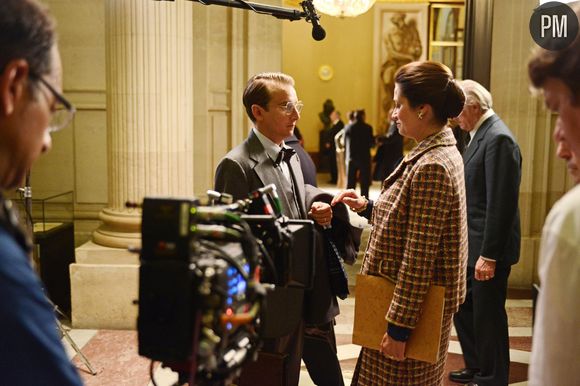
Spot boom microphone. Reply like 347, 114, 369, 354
301, 0, 326, 41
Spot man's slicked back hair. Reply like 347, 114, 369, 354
243, 72, 295, 122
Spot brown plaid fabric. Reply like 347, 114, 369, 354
352, 127, 468, 386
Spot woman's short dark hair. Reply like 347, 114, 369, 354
243, 72, 295, 122
528, 3, 580, 104
395, 61, 465, 125
0, 0, 56, 77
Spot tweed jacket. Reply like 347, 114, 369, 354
361, 127, 468, 329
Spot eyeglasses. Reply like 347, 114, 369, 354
278, 100, 304, 115
30, 73, 76, 133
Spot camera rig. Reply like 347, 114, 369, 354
137, 185, 315, 386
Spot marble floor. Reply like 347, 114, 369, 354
60, 176, 533, 385
61, 274, 532, 386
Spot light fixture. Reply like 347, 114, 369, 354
313, 0, 376, 18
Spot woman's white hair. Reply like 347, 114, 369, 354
459, 79, 493, 111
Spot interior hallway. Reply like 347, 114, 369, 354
60, 175, 532, 386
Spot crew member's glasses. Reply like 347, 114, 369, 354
30, 74, 76, 133
279, 100, 304, 115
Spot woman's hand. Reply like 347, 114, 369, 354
380, 332, 406, 361
331, 189, 366, 211
308, 201, 333, 227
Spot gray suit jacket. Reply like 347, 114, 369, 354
215, 130, 307, 219
463, 114, 522, 267
215, 130, 341, 325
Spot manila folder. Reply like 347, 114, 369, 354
352, 273, 445, 364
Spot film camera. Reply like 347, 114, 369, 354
137, 185, 315, 386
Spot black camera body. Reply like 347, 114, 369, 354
137, 188, 315, 384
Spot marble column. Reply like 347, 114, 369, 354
72, 0, 194, 329
93, 0, 194, 249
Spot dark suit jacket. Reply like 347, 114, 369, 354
285, 134, 317, 187
344, 121, 374, 164
214, 130, 340, 325
215, 130, 307, 219
463, 114, 522, 267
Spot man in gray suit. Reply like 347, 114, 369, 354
215, 72, 343, 386
450, 80, 522, 386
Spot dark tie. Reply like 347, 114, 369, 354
273, 147, 302, 218
274, 147, 296, 166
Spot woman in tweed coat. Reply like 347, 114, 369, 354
332, 61, 468, 385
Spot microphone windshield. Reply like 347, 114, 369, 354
312, 25, 326, 41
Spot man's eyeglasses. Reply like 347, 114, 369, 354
30, 74, 76, 133
278, 100, 304, 115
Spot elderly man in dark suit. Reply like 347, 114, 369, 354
215, 72, 344, 386
450, 79, 522, 386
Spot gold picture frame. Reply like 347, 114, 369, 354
372, 2, 429, 133
429, 3, 465, 79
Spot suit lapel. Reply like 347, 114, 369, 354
247, 131, 279, 187
463, 115, 498, 165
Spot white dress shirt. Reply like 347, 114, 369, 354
528, 184, 580, 386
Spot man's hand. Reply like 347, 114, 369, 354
308, 201, 332, 227
475, 257, 496, 281
380, 332, 406, 361
331, 189, 365, 210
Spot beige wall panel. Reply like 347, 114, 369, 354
512, 237, 536, 288
211, 113, 231, 180
42, 0, 107, 219
208, 7, 232, 96
230, 11, 250, 148
490, 0, 540, 286
282, 10, 374, 152
192, 6, 213, 196
490, 0, 575, 287
247, 1, 283, 76
49, 0, 106, 91
74, 110, 109, 204
30, 125, 75, 195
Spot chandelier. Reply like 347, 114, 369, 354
312, 0, 376, 17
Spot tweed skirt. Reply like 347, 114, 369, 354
351, 312, 454, 386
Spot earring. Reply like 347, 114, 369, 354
418, 111, 424, 120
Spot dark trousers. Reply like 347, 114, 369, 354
346, 159, 370, 198
302, 321, 344, 386
328, 152, 338, 183
454, 266, 511, 386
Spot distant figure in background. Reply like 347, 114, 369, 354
373, 121, 403, 182
527, 7, 580, 384
318, 99, 335, 172
334, 111, 354, 189
286, 127, 317, 186
319, 99, 335, 131
323, 110, 344, 184
293, 125, 305, 147
344, 109, 374, 198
